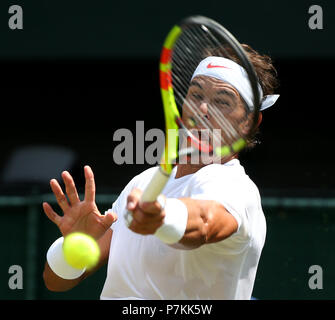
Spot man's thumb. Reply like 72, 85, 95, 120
103, 210, 118, 227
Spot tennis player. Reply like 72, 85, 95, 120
42, 45, 279, 299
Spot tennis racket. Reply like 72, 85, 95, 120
141, 15, 261, 202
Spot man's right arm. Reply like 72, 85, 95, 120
43, 228, 113, 292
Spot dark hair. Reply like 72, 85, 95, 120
242, 44, 279, 149
241, 44, 279, 96
207, 43, 279, 96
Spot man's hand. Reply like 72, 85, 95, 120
42, 165, 117, 240
126, 188, 165, 235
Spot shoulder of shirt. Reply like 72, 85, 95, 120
190, 160, 259, 192
193, 159, 246, 179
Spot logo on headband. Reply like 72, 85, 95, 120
206, 63, 231, 69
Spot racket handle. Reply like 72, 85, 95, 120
141, 167, 170, 202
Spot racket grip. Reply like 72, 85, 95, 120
141, 167, 170, 202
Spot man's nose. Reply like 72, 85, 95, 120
199, 102, 209, 119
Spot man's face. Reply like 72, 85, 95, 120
181, 75, 250, 152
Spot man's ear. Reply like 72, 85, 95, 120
257, 112, 263, 127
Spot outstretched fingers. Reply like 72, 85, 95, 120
84, 165, 96, 203
42, 202, 62, 227
50, 178, 70, 213
62, 171, 80, 206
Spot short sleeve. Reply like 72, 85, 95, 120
188, 165, 252, 253
189, 173, 245, 231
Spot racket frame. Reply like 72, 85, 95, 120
141, 16, 261, 202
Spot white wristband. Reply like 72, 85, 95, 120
47, 237, 86, 280
154, 198, 188, 244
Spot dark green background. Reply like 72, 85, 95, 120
0, 0, 333, 59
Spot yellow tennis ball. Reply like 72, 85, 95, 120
63, 232, 100, 270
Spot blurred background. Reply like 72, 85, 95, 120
0, 0, 334, 300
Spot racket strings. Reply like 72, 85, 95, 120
173, 26, 213, 75
196, 26, 233, 59
174, 89, 238, 149
174, 90, 212, 132
192, 25, 222, 54
181, 26, 210, 57
175, 91, 238, 162
172, 88, 224, 153
172, 36, 210, 109
206, 104, 239, 140
169, 23, 250, 157
184, 93, 239, 142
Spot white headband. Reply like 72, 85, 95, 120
191, 56, 279, 111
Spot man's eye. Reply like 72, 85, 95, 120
191, 93, 203, 100
214, 99, 230, 107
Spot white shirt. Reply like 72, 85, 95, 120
100, 159, 266, 300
